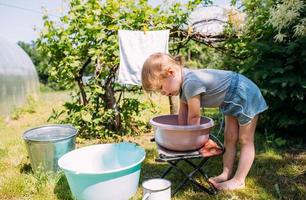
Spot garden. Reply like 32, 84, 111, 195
0, 0, 305, 200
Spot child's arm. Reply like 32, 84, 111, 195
178, 100, 188, 125
187, 95, 201, 125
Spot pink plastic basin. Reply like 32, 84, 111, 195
150, 114, 214, 151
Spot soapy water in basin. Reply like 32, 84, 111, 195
58, 142, 145, 200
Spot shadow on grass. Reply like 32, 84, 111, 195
19, 162, 33, 174
54, 173, 73, 200
141, 136, 305, 200
140, 147, 224, 199
249, 148, 306, 200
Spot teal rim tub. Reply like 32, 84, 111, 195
58, 142, 146, 200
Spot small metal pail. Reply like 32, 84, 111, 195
22, 124, 78, 173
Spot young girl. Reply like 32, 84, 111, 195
141, 52, 268, 190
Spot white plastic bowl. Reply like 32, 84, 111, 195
58, 142, 146, 200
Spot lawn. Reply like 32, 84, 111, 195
0, 90, 305, 200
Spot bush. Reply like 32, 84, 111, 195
219, 0, 306, 136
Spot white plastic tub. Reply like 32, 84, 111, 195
58, 142, 146, 200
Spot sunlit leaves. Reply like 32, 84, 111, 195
38, 0, 202, 138
268, 0, 306, 42
218, 0, 306, 135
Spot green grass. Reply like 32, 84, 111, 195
0, 90, 305, 200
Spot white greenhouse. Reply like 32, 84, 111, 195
0, 37, 39, 117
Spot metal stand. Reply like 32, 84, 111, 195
154, 134, 225, 196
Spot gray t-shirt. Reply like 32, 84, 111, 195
180, 68, 234, 107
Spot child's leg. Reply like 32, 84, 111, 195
209, 115, 238, 184
216, 115, 258, 190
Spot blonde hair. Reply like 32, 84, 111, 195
141, 52, 184, 92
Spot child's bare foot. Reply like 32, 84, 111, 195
208, 173, 230, 186
215, 178, 245, 190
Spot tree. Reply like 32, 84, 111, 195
218, 0, 306, 136
18, 41, 49, 84
37, 0, 205, 139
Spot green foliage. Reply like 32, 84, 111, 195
251, 37, 306, 135
18, 41, 50, 84
265, 133, 287, 148
48, 90, 152, 139
38, 0, 204, 139
180, 40, 224, 69
218, 0, 306, 136
39, 83, 56, 92
268, 0, 306, 42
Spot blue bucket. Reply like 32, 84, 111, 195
58, 142, 146, 200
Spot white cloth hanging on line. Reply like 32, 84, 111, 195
118, 30, 170, 85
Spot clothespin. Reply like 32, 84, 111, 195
187, 26, 193, 35
143, 25, 147, 35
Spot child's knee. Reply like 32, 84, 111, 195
238, 134, 253, 145
225, 129, 238, 144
